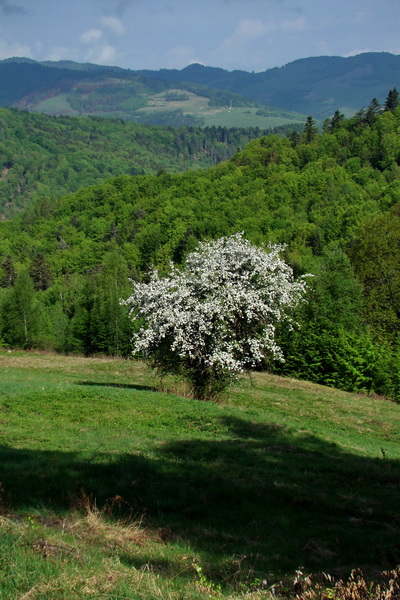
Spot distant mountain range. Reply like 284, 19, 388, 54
0, 52, 399, 124
0, 58, 304, 129
136, 52, 400, 118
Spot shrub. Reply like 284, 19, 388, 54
124, 233, 307, 400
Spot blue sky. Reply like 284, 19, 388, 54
0, 0, 399, 72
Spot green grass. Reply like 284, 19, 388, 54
200, 108, 302, 128
0, 351, 400, 599
29, 87, 305, 128
138, 90, 305, 128
33, 93, 79, 115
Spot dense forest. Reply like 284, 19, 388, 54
1, 95, 400, 399
0, 107, 288, 216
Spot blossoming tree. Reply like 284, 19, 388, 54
124, 233, 307, 400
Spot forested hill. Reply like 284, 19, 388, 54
4, 103, 399, 276
0, 59, 255, 111
137, 52, 400, 118
1, 52, 400, 122
0, 107, 282, 217
1, 101, 400, 399
0, 59, 305, 129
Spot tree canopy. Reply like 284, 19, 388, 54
0, 107, 278, 216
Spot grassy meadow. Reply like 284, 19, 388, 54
31, 87, 305, 128
137, 90, 304, 128
0, 351, 399, 599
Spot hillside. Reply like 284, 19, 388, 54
0, 58, 305, 129
3, 52, 400, 124
1, 104, 400, 399
0, 351, 399, 599
0, 107, 282, 216
4, 105, 399, 276
137, 52, 400, 118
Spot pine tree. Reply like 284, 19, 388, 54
303, 116, 317, 143
365, 98, 382, 125
0, 255, 17, 288
91, 251, 131, 356
384, 88, 400, 112
29, 252, 53, 291
329, 110, 345, 131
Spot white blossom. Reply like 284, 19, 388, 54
123, 233, 307, 399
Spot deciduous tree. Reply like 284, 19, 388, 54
1, 270, 41, 348
124, 233, 307, 400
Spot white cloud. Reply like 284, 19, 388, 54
79, 24, 120, 65
99, 16, 125, 36
343, 48, 380, 57
44, 46, 80, 62
211, 18, 276, 71
45, 46, 80, 62
0, 38, 33, 59
281, 16, 307, 32
80, 28, 103, 44
84, 43, 118, 65
77, 14, 124, 66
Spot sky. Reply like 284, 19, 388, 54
0, 0, 399, 73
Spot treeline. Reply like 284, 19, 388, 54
0, 250, 133, 356
1, 96, 400, 398
0, 107, 276, 216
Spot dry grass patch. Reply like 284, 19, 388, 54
289, 567, 400, 600
17, 564, 137, 600
68, 494, 158, 552
1, 499, 190, 600
0, 351, 120, 371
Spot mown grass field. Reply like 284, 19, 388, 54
0, 351, 399, 599
138, 90, 305, 128
31, 88, 305, 128
33, 94, 79, 116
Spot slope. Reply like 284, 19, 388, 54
5, 106, 399, 277
0, 350, 399, 600
137, 52, 400, 118
1, 106, 400, 401
0, 58, 305, 129
0, 107, 279, 216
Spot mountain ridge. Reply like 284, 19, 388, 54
1, 52, 399, 121
135, 52, 400, 117
0, 58, 304, 128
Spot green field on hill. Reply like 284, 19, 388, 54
0, 351, 399, 599
135, 90, 304, 128
28, 84, 305, 128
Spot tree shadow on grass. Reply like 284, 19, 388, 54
0, 416, 399, 579
77, 380, 157, 392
